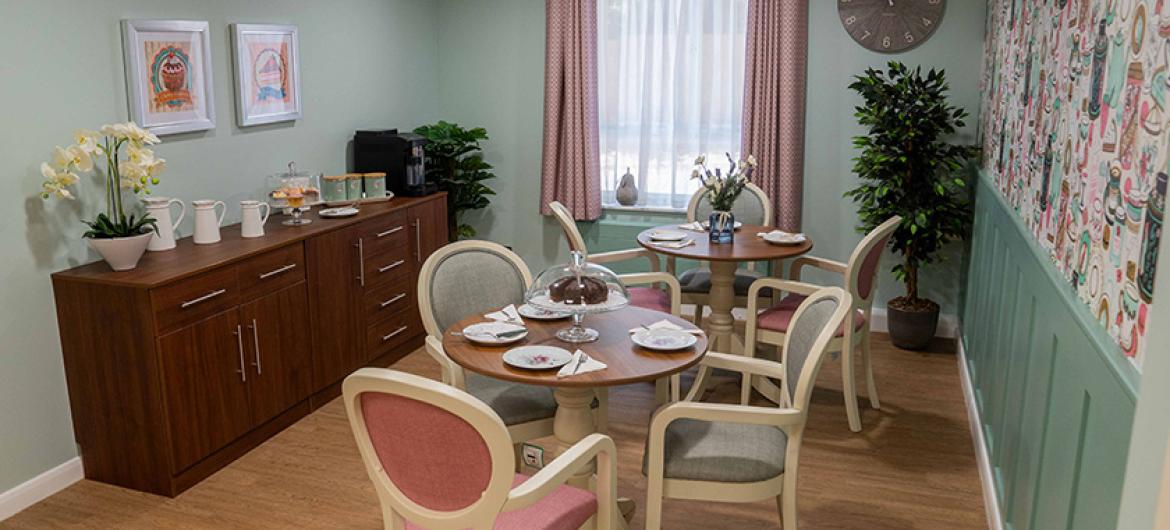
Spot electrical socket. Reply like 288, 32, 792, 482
521, 443, 545, 469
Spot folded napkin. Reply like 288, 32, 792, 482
651, 239, 695, 249
485, 304, 522, 323
557, 350, 607, 378
629, 319, 705, 335
757, 230, 807, 241
677, 221, 705, 232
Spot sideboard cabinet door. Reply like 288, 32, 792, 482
158, 309, 253, 473
240, 283, 313, 427
306, 225, 365, 389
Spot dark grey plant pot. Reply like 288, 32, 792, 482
887, 302, 939, 350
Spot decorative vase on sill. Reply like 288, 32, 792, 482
38, 121, 168, 271
693, 153, 756, 245
616, 167, 638, 206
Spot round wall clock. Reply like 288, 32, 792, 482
838, 0, 946, 53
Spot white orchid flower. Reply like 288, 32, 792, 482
41, 162, 57, 180
127, 145, 155, 166
746, 154, 757, 166
73, 129, 100, 154
67, 145, 93, 172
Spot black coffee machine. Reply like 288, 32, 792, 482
354, 129, 437, 197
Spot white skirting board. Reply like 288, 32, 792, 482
0, 457, 82, 522
957, 338, 1005, 530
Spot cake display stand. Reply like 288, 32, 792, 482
525, 251, 630, 343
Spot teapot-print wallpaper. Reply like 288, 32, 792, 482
979, 0, 1167, 368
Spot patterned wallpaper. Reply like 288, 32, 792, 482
980, 0, 1167, 367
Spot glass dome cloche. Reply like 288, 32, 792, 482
525, 251, 629, 343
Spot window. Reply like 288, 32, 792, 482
597, 0, 749, 210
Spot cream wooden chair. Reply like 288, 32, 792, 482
743, 216, 901, 432
418, 240, 602, 457
643, 286, 851, 530
547, 201, 685, 402
669, 183, 774, 327
344, 368, 616, 530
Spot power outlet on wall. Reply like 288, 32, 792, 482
521, 442, 545, 469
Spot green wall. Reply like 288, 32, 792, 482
0, 0, 440, 493
434, 0, 987, 315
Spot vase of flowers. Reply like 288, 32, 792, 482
693, 153, 755, 244
40, 122, 167, 271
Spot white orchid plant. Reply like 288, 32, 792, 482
40, 122, 166, 239
692, 153, 756, 213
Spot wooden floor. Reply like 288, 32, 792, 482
4, 333, 986, 529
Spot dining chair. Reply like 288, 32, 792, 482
672, 183, 775, 327
642, 285, 851, 530
418, 239, 603, 458
344, 368, 617, 530
547, 201, 685, 402
742, 216, 901, 432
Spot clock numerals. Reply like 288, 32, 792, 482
838, 0, 944, 53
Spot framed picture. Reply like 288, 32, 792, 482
121, 20, 216, 135
231, 24, 302, 126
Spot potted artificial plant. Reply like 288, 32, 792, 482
40, 122, 166, 271
413, 121, 497, 241
845, 62, 978, 350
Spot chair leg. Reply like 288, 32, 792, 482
513, 443, 524, 473
781, 490, 798, 529
693, 304, 705, 328
739, 373, 753, 405
862, 333, 881, 410
595, 388, 609, 433
654, 378, 669, 405
841, 345, 862, 432
645, 475, 664, 530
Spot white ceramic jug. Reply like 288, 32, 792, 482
192, 200, 227, 245
143, 197, 186, 251
240, 200, 271, 238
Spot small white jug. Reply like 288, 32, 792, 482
240, 200, 271, 238
143, 197, 186, 251
192, 200, 227, 245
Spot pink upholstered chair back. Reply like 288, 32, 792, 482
344, 368, 516, 529
845, 216, 901, 309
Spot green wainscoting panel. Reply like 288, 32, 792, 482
962, 174, 1138, 530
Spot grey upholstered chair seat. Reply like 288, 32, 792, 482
465, 373, 558, 426
642, 418, 788, 483
678, 268, 771, 297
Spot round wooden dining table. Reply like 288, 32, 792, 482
637, 224, 813, 354
442, 305, 707, 526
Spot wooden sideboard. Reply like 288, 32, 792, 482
50, 193, 447, 496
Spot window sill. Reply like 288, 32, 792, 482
602, 204, 686, 214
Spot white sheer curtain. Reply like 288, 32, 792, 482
597, 0, 749, 210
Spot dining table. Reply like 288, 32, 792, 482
442, 305, 707, 528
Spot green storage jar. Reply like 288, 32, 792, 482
346, 174, 364, 200
322, 175, 348, 203
363, 172, 387, 199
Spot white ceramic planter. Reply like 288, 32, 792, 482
87, 232, 153, 271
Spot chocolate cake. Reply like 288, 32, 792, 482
549, 275, 608, 305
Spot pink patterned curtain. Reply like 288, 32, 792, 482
540, 0, 602, 221
741, 0, 808, 231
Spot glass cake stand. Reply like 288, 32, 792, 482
525, 251, 629, 343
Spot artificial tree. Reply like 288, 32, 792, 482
845, 62, 978, 348
413, 121, 497, 240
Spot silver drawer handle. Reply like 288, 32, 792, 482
233, 325, 246, 383
381, 326, 409, 342
380, 293, 407, 308
378, 260, 406, 273
377, 226, 405, 238
258, 263, 297, 279
180, 289, 227, 308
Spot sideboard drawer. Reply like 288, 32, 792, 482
152, 267, 240, 334
237, 243, 306, 301
363, 244, 411, 290
366, 310, 419, 360
363, 276, 414, 325
358, 212, 410, 257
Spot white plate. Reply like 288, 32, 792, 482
528, 292, 629, 312
761, 232, 807, 246
631, 328, 698, 351
700, 220, 744, 230
318, 207, 360, 218
503, 345, 574, 370
647, 229, 688, 241
518, 303, 571, 320
461, 322, 528, 345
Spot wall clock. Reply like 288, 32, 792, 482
838, 0, 946, 53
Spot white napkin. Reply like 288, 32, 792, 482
485, 304, 523, 323
651, 239, 695, 249
678, 221, 705, 231
557, 350, 607, 378
757, 230, 807, 242
629, 319, 705, 335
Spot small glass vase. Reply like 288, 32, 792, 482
709, 211, 735, 244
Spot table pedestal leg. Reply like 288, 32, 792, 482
553, 387, 632, 529
706, 261, 738, 353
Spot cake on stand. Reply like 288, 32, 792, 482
525, 251, 629, 343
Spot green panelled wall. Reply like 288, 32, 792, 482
964, 174, 1138, 529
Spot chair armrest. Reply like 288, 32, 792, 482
789, 256, 847, 281
681, 351, 785, 401
424, 336, 465, 389
504, 433, 617, 526
618, 272, 681, 316
651, 401, 805, 430
590, 248, 661, 272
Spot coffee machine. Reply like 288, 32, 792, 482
354, 129, 436, 197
